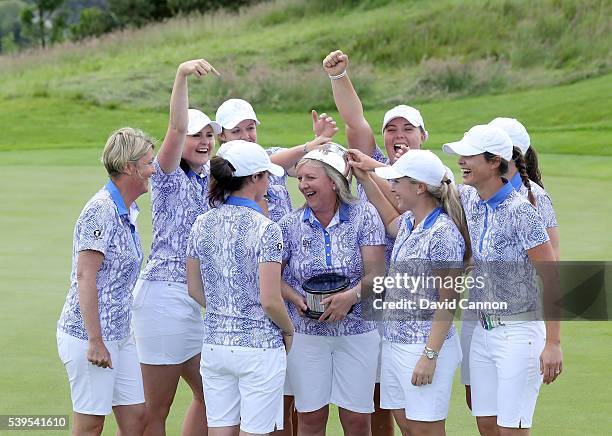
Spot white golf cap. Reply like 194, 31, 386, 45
382, 105, 427, 136
375, 150, 451, 186
442, 124, 513, 161
488, 117, 530, 154
302, 142, 350, 179
187, 109, 221, 135
215, 99, 260, 130
220, 140, 284, 177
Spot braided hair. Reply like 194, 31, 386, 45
524, 147, 544, 188
512, 146, 536, 206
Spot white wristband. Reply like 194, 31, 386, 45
329, 69, 347, 80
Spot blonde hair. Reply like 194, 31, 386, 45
102, 127, 155, 177
409, 177, 472, 261
296, 158, 357, 205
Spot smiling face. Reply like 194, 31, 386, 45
389, 177, 421, 212
457, 153, 501, 189
297, 161, 338, 214
219, 119, 258, 143
183, 125, 215, 170
383, 117, 425, 162
130, 148, 156, 195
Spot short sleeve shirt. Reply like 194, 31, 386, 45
384, 208, 465, 344
140, 158, 210, 283
278, 201, 386, 336
186, 196, 284, 349
459, 182, 550, 315
265, 147, 293, 222
509, 172, 558, 229
58, 180, 143, 341
356, 144, 395, 266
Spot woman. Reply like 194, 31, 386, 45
278, 144, 386, 436
349, 149, 470, 435
186, 140, 294, 435
57, 127, 155, 436
460, 117, 561, 411
443, 125, 563, 435
132, 58, 219, 436
323, 49, 428, 212
215, 98, 337, 222
323, 49, 426, 434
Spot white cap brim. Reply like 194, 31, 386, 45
187, 120, 222, 135
442, 140, 484, 157
267, 163, 285, 177
374, 166, 404, 180
221, 117, 261, 130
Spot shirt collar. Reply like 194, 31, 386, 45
105, 179, 129, 216
105, 179, 139, 226
479, 180, 514, 210
302, 203, 350, 225
510, 172, 522, 191
423, 207, 444, 230
225, 195, 264, 214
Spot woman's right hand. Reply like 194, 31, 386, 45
289, 291, 308, 317
283, 332, 294, 354
87, 338, 113, 369
323, 50, 349, 76
178, 58, 220, 79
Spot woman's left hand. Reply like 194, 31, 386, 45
312, 110, 339, 138
411, 355, 436, 386
319, 290, 355, 323
540, 341, 563, 384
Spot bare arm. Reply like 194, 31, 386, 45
528, 241, 562, 384
187, 257, 206, 307
158, 59, 219, 174
260, 262, 295, 335
270, 135, 332, 171
280, 261, 308, 316
547, 227, 560, 261
77, 250, 112, 369
322, 50, 376, 155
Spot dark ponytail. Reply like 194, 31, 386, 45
208, 156, 249, 208
524, 147, 544, 188
512, 146, 536, 206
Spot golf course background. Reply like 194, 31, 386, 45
1, 0, 611, 434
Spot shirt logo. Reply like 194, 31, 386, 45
276, 242, 283, 252
302, 238, 312, 249
93, 229, 102, 239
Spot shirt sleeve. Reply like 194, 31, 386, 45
277, 215, 293, 262
536, 191, 558, 228
515, 202, 550, 251
358, 202, 386, 247
371, 144, 388, 164
259, 221, 284, 264
75, 200, 115, 255
186, 216, 203, 259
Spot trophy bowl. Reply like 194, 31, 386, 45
302, 273, 352, 320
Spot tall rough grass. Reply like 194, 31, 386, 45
0, 0, 609, 111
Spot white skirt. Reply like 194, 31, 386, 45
131, 279, 204, 365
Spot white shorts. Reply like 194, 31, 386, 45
380, 334, 462, 421
459, 310, 478, 385
132, 279, 204, 365
470, 321, 545, 428
287, 330, 380, 414
56, 330, 144, 415
200, 343, 286, 434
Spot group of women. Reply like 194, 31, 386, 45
57, 50, 563, 436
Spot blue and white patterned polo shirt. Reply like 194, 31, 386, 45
186, 196, 285, 349
140, 159, 210, 283
384, 208, 465, 344
459, 182, 550, 316
58, 180, 143, 341
355, 145, 395, 266
509, 172, 558, 229
278, 200, 386, 336
266, 147, 293, 222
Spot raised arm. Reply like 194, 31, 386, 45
322, 50, 376, 156
158, 59, 219, 174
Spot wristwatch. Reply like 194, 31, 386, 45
423, 346, 439, 360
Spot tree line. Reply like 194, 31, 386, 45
0, 0, 267, 53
